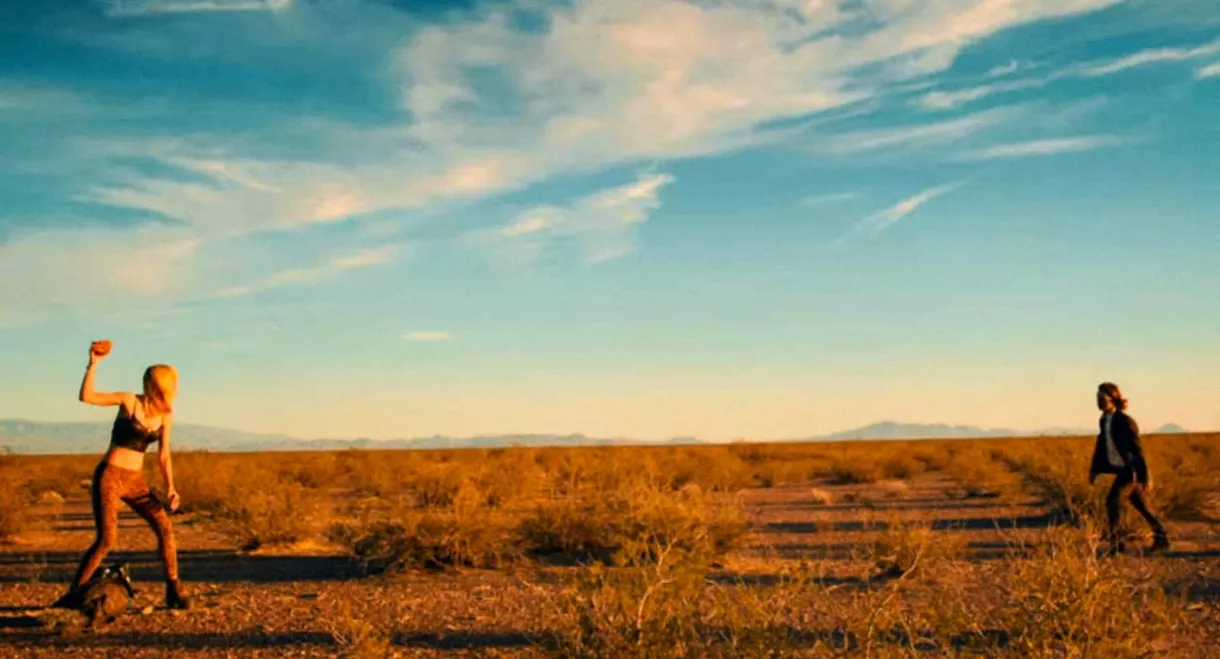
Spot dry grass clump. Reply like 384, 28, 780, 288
1002, 442, 1105, 525
548, 541, 799, 659
942, 445, 1017, 499
23, 465, 91, 499
1146, 436, 1216, 520
879, 455, 924, 481
521, 483, 747, 565
405, 462, 467, 508
327, 602, 396, 659
753, 460, 814, 488
341, 504, 517, 573
875, 480, 910, 499
665, 447, 756, 493
997, 526, 1180, 657
519, 498, 618, 561
824, 458, 883, 485
171, 453, 327, 550
868, 517, 965, 580
0, 469, 32, 543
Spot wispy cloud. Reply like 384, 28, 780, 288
105, 0, 292, 16
84, 0, 1123, 245
861, 183, 961, 236
490, 172, 677, 264
211, 246, 400, 299
1198, 62, 1220, 79
988, 60, 1022, 77
962, 135, 1125, 160
817, 107, 1018, 154
1075, 39, 1220, 77
0, 226, 199, 320
917, 80, 1043, 110
403, 330, 452, 342
799, 192, 860, 207
918, 38, 1220, 111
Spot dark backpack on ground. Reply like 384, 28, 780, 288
80, 563, 137, 628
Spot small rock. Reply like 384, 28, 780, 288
39, 491, 66, 505
140, 605, 154, 616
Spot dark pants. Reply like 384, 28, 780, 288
1105, 471, 1167, 544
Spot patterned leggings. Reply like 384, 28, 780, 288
72, 461, 179, 587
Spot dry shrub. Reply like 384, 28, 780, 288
407, 462, 467, 508
1151, 473, 1212, 521
875, 480, 910, 499
753, 460, 814, 488
1005, 443, 1106, 524
549, 542, 796, 659
880, 455, 923, 481
339, 487, 516, 572
23, 465, 90, 499
943, 446, 1015, 499
824, 458, 882, 485
615, 485, 747, 564
912, 444, 954, 471
342, 452, 405, 499
214, 480, 327, 551
868, 517, 965, 579
327, 602, 395, 659
522, 484, 747, 565
274, 453, 341, 489
668, 448, 756, 493
472, 450, 543, 508
0, 471, 31, 542
519, 499, 618, 561
999, 526, 1179, 657
169, 453, 326, 550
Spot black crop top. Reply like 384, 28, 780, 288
110, 405, 162, 453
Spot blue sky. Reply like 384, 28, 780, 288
1, 0, 1218, 440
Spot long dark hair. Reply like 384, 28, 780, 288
1098, 382, 1128, 411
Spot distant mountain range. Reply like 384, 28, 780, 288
0, 418, 1192, 455
808, 421, 1094, 441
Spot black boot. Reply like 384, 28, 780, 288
1149, 534, 1171, 553
50, 586, 84, 610
165, 579, 190, 610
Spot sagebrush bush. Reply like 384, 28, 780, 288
327, 601, 395, 659
406, 462, 467, 508
868, 516, 965, 579
999, 526, 1179, 657
943, 445, 1016, 499
340, 493, 516, 572
880, 455, 923, 480
0, 470, 31, 542
520, 498, 618, 561
521, 483, 747, 566
214, 480, 327, 551
549, 541, 796, 659
824, 458, 882, 485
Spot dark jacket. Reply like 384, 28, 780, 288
1089, 410, 1149, 484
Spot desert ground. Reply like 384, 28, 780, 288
1, 434, 1218, 658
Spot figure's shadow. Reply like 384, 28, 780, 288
0, 549, 362, 584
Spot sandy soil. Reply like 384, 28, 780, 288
2, 472, 1218, 657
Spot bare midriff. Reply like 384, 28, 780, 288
104, 444, 147, 471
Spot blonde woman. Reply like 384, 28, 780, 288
53, 341, 189, 610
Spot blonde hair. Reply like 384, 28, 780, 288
142, 364, 178, 416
